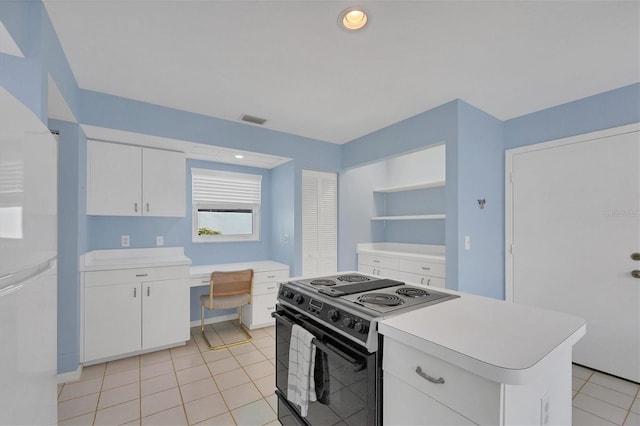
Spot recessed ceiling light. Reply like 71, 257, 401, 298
339, 7, 368, 31
234, 154, 244, 159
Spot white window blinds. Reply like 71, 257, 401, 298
192, 168, 262, 206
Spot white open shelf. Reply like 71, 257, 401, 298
371, 214, 446, 221
373, 179, 445, 193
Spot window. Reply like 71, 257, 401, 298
191, 168, 262, 242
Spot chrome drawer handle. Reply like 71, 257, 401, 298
415, 366, 445, 384
268, 275, 276, 279
267, 286, 275, 290
421, 267, 431, 271
373, 260, 380, 263
136, 273, 148, 277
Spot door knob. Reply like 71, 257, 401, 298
631, 253, 640, 261
632, 270, 640, 279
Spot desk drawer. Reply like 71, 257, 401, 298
383, 338, 500, 424
253, 281, 279, 296
254, 269, 289, 284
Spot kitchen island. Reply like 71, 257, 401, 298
379, 289, 586, 425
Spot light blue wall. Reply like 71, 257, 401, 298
338, 161, 387, 271
270, 161, 295, 271
504, 83, 640, 149
0, 1, 46, 120
50, 119, 84, 374
456, 101, 504, 299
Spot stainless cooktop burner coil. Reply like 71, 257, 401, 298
358, 293, 404, 306
396, 287, 429, 298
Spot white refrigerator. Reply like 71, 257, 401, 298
0, 86, 58, 424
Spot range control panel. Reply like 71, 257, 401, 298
278, 284, 371, 344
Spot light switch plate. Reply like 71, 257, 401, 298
121, 235, 130, 247
156, 235, 164, 246
464, 235, 471, 250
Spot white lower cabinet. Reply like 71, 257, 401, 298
384, 337, 501, 425
83, 265, 189, 363
241, 268, 289, 329
358, 249, 445, 288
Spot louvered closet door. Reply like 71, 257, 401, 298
302, 170, 337, 277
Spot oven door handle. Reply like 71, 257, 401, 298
272, 311, 366, 372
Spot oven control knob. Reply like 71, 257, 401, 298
293, 294, 304, 305
283, 290, 293, 299
327, 309, 340, 322
354, 322, 369, 334
342, 318, 355, 328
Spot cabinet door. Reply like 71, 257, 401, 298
248, 293, 277, 328
142, 148, 186, 217
84, 283, 141, 362
87, 140, 142, 216
142, 279, 189, 350
397, 271, 445, 288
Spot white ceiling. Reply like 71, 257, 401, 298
43, 1, 639, 144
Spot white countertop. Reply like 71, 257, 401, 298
79, 247, 191, 271
379, 289, 585, 385
357, 242, 445, 262
190, 260, 290, 278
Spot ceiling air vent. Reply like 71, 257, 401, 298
240, 114, 267, 126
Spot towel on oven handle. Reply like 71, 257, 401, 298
287, 324, 317, 416
314, 349, 330, 405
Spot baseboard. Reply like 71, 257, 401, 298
58, 364, 82, 384
190, 313, 238, 328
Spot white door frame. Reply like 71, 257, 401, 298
504, 122, 639, 302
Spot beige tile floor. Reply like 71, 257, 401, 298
572, 364, 639, 425
58, 321, 279, 425
58, 321, 640, 425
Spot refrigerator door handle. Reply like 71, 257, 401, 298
0, 258, 57, 296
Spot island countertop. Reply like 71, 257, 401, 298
378, 289, 586, 385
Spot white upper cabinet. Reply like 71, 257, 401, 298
87, 140, 185, 217
142, 147, 186, 217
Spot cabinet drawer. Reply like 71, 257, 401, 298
358, 253, 399, 270
251, 294, 277, 326
85, 266, 189, 287
253, 281, 280, 296
384, 372, 474, 425
254, 269, 289, 284
383, 338, 500, 424
398, 259, 445, 278
397, 271, 446, 288
190, 276, 211, 288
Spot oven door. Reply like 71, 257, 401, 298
273, 304, 380, 426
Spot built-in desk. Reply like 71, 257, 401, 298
190, 261, 290, 329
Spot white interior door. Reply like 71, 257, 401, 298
506, 124, 640, 382
302, 170, 337, 277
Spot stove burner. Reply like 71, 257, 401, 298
337, 274, 370, 283
309, 279, 336, 286
396, 287, 429, 298
358, 293, 404, 306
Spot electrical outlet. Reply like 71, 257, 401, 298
121, 235, 130, 247
156, 235, 164, 246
